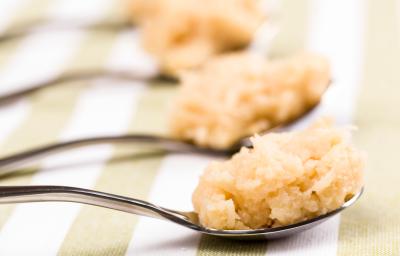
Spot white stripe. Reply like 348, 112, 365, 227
0, 0, 90, 153
107, 30, 158, 77
266, 0, 365, 255
0, 0, 117, 96
0, 31, 147, 255
267, 217, 340, 256
0, 100, 29, 145
396, 0, 400, 34
47, 0, 114, 22
0, 29, 84, 150
0, 0, 116, 151
0, 0, 114, 34
0, 0, 33, 33
306, 0, 365, 125
0, 29, 85, 95
125, 154, 215, 256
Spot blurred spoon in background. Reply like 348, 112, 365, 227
0, 0, 279, 105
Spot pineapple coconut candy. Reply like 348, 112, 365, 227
169, 52, 331, 149
192, 118, 364, 229
127, 0, 266, 75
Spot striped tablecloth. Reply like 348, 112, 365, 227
0, 0, 398, 255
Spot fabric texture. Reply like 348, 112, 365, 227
0, 0, 397, 255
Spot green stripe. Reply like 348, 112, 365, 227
7, 0, 53, 27
0, 32, 120, 230
337, 0, 400, 255
58, 85, 176, 255
0, 0, 53, 68
269, 0, 309, 57
198, 238, 267, 256
197, 0, 309, 254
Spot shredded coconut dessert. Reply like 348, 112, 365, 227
127, 0, 265, 75
169, 52, 331, 149
192, 118, 364, 230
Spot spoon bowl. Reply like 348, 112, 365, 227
0, 185, 363, 240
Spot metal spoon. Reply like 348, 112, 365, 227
0, 1, 277, 105
0, 90, 325, 176
0, 185, 363, 240
0, 18, 134, 43
0, 70, 176, 106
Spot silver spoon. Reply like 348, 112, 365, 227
0, 18, 134, 43
0, 91, 325, 176
0, 0, 277, 44
0, 185, 363, 240
0, 1, 276, 105
0, 70, 176, 106
0, 77, 331, 176
0, 134, 233, 176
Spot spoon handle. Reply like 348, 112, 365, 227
0, 134, 227, 176
0, 19, 133, 43
0, 185, 186, 223
0, 70, 176, 106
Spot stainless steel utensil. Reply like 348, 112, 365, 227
0, 90, 324, 176
0, 185, 363, 240
0, 70, 176, 106
0, 5, 276, 105
0, 19, 133, 43
0, 134, 231, 176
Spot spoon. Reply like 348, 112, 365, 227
0, 18, 134, 43
0, 185, 363, 240
0, 70, 176, 106
0, 1, 277, 105
0, 90, 326, 176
